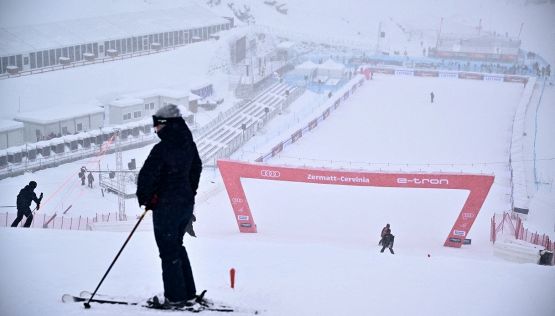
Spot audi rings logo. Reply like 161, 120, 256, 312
261, 169, 281, 178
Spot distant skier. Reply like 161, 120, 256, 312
79, 166, 87, 185
11, 181, 43, 228
87, 172, 94, 188
430, 91, 435, 103
379, 224, 391, 246
379, 224, 395, 254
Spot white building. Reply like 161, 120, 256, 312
0, 2, 233, 75
108, 88, 191, 125
0, 119, 24, 149
14, 105, 104, 142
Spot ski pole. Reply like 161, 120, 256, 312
84, 206, 149, 309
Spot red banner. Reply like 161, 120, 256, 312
504, 75, 527, 84
458, 72, 484, 80
414, 70, 439, 77
218, 160, 494, 248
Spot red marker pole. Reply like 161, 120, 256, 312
230, 268, 236, 289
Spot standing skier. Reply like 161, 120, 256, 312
136, 104, 202, 309
380, 224, 395, 254
87, 172, 94, 188
11, 181, 43, 228
430, 91, 435, 103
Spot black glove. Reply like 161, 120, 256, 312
36, 204, 40, 211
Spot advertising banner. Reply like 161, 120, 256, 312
291, 129, 303, 143
504, 75, 528, 84
394, 69, 414, 76
483, 75, 504, 82
438, 71, 458, 78
458, 72, 484, 80
414, 70, 439, 77
218, 159, 494, 248
369, 67, 395, 75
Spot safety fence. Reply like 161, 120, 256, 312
255, 74, 366, 163
490, 212, 554, 253
0, 211, 123, 231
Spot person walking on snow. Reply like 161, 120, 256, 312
136, 104, 202, 309
430, 91, 435, 103
11, 181, 43, 228
380, 224, 395, 254
87, 172, 94, 188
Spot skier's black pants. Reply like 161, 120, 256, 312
380, 245, 394, 254
153, 206, 196, 302
11, 208, 33, 228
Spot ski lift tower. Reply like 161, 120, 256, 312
115, 129, 126, 220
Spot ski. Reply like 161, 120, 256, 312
62, 294, 138, 306
65, 292, 262, 314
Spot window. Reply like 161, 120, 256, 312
16, 55, 22, 68
49, 49, 55, 65
150, 102, 154, 109
56, 48, 61, 61
133, 111, 142, 118
62, 47, 68, 57
43, 51, 49, 66
123, 113, 131, 121
62, 126, 69, 135
144, 103, 154, 111
75, 46, 81, 61
37, 52, 43, 67
76, 123, 83, 131
24, 56, 29, 65
69, 46, 74, 61
29, 54, 35, 69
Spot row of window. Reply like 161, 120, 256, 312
123, 111, 143, 121
0, 23, 231, 74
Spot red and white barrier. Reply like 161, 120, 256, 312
218, 159, 494, 248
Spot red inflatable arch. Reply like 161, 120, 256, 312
218, 159, 494, 248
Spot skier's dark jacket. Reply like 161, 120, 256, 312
17, 185, 41, 210
136, 117, 202, 211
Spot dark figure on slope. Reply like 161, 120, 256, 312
379, 223, 390, 246
11, 181, 43, 228
379, 224, 395, 254
430, 91, 435, 103
87, 172, 94, 188
136, 104, 202, 309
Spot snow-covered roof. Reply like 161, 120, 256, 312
0, 3, 228, 56
277, 41, 296, 49
14, 105, 104, 125
159, 89, 190, 99
0, 119, 24, 133
109, 98, 144, 108
296, 60, 318, 70
319, 59, 345, 70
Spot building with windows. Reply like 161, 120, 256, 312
0, 3, 233, 75
14, 105, 104, 142
0, 119, 25, 149
108, 88, 191, 125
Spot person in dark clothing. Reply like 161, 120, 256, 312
381, 233, 395, 254
11, 181, 43, 228
430, 91, 435, 103
379, 223, 390, 246
136, 104, 202, 309
79, 166, 86, 185
87, 172, 94, 188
